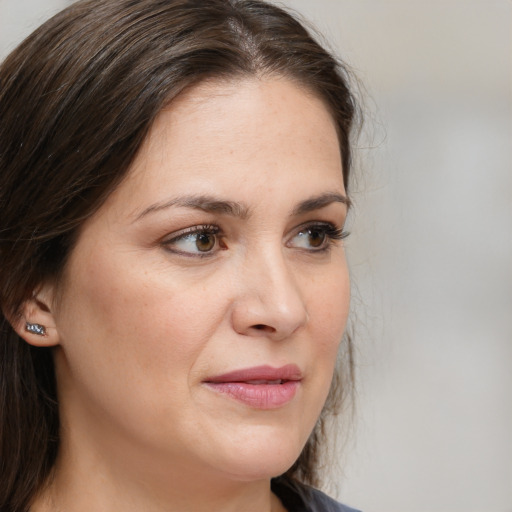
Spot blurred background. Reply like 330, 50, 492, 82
1, 1, 510, 511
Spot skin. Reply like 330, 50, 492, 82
22, 76, 350, 512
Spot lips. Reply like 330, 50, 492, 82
203, 364, 302, 409
206, 364, 302, 384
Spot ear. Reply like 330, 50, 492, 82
12, 285, 60, 347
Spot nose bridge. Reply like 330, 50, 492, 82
232, 241, 308, 338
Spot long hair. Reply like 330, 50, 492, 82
0, 1, 359, 510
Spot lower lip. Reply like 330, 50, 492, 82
204, 381, 300, 409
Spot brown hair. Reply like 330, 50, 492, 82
0, 0, 359, 509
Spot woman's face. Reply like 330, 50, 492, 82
50, 77, 350, 483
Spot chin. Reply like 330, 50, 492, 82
209, 426, 308, 483
223, 457, 298, 483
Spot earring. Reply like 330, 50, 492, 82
25, 322, 47, 336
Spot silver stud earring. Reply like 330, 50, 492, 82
25, 322, 47, 336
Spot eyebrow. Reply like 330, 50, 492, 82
135, 194, 250, 221
135, 191, 349, 222
291, 192, 351, 215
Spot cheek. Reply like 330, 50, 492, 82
53, 248, 234, 444
57, 247, 229, 380
307, 259, 350, 353
295, 261, 350, 436
303, 261, 349, 409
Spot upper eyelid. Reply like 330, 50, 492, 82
163, 220, 340, 237
161, 224, 220, 242
288, 220, 341, 236
161, 219, 343, 241
292, 219, 337, 230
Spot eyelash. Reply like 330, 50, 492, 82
290, 222, 349, 251
161, 222, 349, 258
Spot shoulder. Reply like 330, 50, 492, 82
306, 487, 361, 512
271, 477, 362, 512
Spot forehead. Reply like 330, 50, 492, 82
106, 76, 345, 219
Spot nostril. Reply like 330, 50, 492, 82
252, 324, 276, 333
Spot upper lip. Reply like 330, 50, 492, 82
204, 364, 302, 383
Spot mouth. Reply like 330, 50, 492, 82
203, 364, 302, 410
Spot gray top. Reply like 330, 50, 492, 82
272, 478, 362, 512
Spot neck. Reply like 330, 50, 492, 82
31, 460, 287, 512
32, 475, 286, 512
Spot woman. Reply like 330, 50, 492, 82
0, 1, 361, 511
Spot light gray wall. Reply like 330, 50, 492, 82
0, 0, 71, 57
278, 2, 511, 512
1, 1, 511, 511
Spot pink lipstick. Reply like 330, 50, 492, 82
204, 364, 302, 409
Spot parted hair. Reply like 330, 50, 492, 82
0, 1, 358, 510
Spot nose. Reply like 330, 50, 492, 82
230, 248, 308, 341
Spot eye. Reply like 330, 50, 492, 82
162, 225, 222, 256
288, 222, 348, 252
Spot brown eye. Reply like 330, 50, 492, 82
291, 227, 327, 250
306, 228, 326, 248
195, 232, 216, 252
